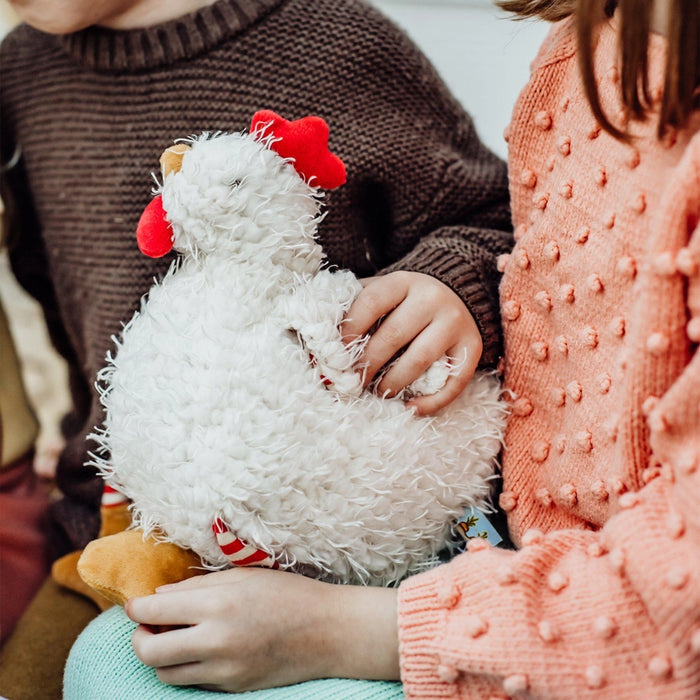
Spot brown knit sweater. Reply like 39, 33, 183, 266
0, 0, 512, 556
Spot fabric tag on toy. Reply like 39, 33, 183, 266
454, 507, 503, 549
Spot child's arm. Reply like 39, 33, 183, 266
364, 135, 512, 380
396, 150, 700, 698
321, 13, 512, 413
398, 442, 699, 699
126, 567, 400, 692
0, 110, 99, 555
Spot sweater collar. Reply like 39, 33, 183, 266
58, 0, 286, 72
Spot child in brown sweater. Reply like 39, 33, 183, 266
1, 0, 511, 560
0, 0, 511, 696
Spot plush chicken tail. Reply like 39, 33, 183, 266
55, 487, 280, 609
77, 508, 281, 607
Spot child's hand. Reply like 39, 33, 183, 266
342, 271, 483, 415
126, 568, 400, 692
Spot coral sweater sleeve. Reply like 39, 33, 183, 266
397, 21, 700, 700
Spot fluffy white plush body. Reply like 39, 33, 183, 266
92, 127, 506, 585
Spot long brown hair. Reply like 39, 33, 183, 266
498, 0, 700, 138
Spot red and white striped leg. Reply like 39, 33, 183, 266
102, 483, 129, 508
212, 518, 278, 568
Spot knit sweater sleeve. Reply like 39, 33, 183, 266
328, 5, 513, 369
0, 73, 100, 552
377, 128, 513, 369
399, 473, 699, 698
397, 142, 700, 699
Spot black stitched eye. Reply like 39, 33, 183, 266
228, 178, 242, 189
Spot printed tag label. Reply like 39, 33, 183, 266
454, 507, 503, 548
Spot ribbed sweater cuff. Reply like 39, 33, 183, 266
382, 242, 502, 369
397, 564, 454, 698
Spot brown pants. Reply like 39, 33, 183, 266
0, 577, 99, 700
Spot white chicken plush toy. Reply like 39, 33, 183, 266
77, 111, 506, 605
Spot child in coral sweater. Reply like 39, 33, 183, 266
64, 0, 699, 698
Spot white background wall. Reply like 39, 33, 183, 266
371, 0, 548, 157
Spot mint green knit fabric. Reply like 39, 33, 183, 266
64, 607, 405, 699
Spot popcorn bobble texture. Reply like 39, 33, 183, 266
398, 16, 700, 699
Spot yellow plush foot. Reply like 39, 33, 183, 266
51, 501, 134, 608
77, 530, 205, 606
51, 550, 114, 611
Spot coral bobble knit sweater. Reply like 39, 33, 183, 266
398, 16, 700, 700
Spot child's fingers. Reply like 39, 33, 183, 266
359, 306, 431, 387
340, 275, 408, 342
407, 341, 480, 416
408, 374, 470, 415
374, 325, 447, 396
131, 624, 204, 669
126, 590, 204, 626
155, 566, 263, 593
156, 661, 214, 688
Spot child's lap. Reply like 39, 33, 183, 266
64, 606, 404, 700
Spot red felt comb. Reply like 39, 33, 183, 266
250, 110, 346, 190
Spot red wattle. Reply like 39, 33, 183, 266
136, 194, 174, 258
